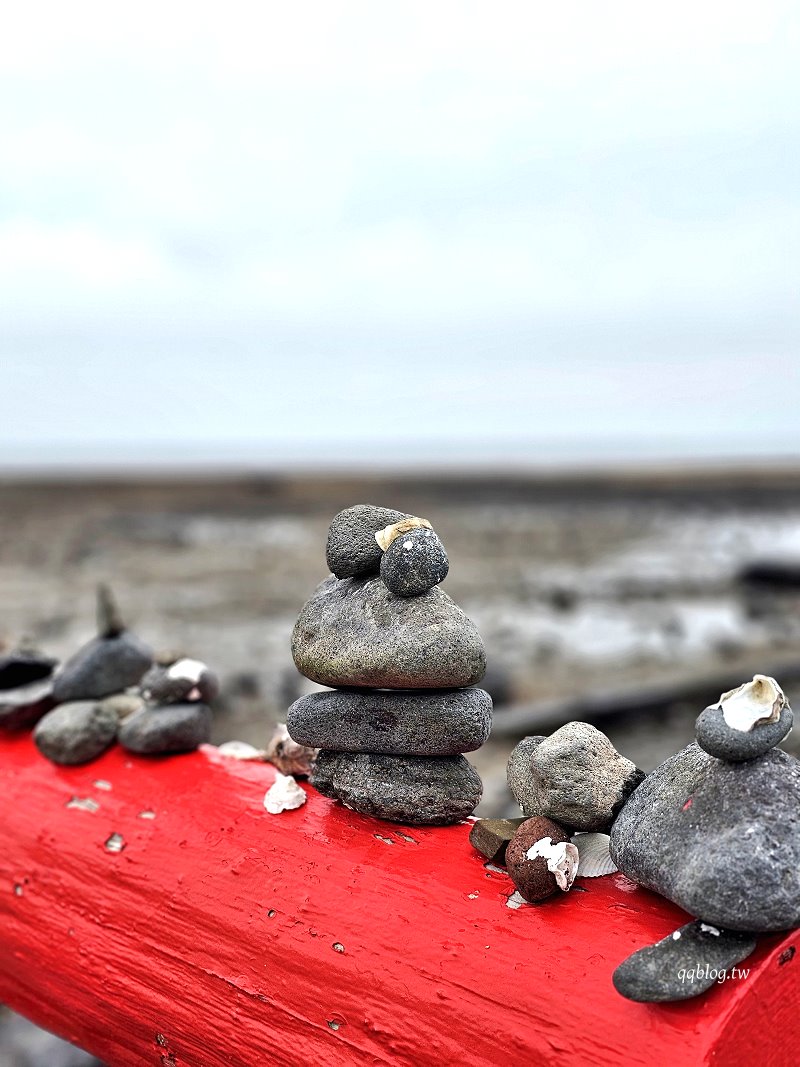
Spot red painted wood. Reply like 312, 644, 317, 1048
0, 733, 796, 1067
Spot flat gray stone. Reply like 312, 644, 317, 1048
696, 702, 793, 761
292, 575, 486, 689
34, 702, 118, 765
53, 632, 152, 703
118, 703, 212, 755
287, 687, 492, 755
325, 504, 409, 578
380, 526, 449, 597
610, 743, 800, 931
613, 921, 758, 1002
312, 751, 482, 825
0, 679, 56, 731
507, 722, 644, 831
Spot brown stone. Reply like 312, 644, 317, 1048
468, 818, 527, 863
505, 815, 577, 903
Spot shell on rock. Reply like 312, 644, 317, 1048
571, 832, 618, 877
524, 836, 579, 891
717, 674, 787, 732
375, 516, 432, 552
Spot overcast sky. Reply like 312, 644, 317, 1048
2, 1, 798, 467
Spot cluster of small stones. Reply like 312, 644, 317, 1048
287, 504, 491, 825
0, 585, 216, 766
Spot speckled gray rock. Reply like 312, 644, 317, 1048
141, 658, 219, 705
696, 701, 793, 761
53, 632, 153, 703
325, 504, 409, 578
613, 921, 758, 1002
34, 702, 118, 765
100, 692, 146, 720
312, 751, 482, 825
287, 687, 492, 755
379, 526, 449, 596
118, 703, 212, 755
0, 649, 58, 691
292, 575, 486, 689
0, 679, 56, 730
610, 743, 800, 931
507, 723, 644, 831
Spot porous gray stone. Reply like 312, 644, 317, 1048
141, 659, 219, 705
610, 743, 800, 931
287, 687, 492, 755
613, 921, 757, 1002
311, 751, 482, 825
53, 632, 152, 703
696, 702, 793, 761
292, 575, 486, 689
118, 703, 212, 755
34, 702, 118, 765
325, 504, 409, 578
0, 679, 56, 731
507, 722, 644, 832
379, 526, 449, 597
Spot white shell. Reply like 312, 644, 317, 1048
217, 740, 267, 761
374, 516, 432, 551
263, 773, 306, 814
525, 836, 579, 891
166, 657, 208, 682
570, 832, 618, 877
717, 674, 786, 732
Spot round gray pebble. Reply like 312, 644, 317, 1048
325, 504, 409, 578
118, 703, 212, 755
34, 702, 118, 765
380, 526, 449, 597
696, 702, 793, 761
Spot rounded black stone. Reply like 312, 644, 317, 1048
696, 702, 793, 761
34, 702, 118, 765
379, 526, 449, 597
118, 703, 212, 755
0, 650, 58, 691
325, 504, 409, 578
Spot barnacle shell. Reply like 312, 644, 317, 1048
217, 740, 267, 761
375, 516, 433, 552
717, 674, 786, 732
265, 722, 317, 776
571, 832, 618, 877
263, 773, 306, 814
525, 836, 579, 891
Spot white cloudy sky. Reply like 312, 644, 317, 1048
2, 1, 798, 466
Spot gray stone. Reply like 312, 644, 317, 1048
292, 575, 486, 689
0, 679, 56, 731
507, 722, 644, 831
100, 692, 146, 720
0, 650, 58, 691
287, 687, 492, 755
379, 526, 449, 597
612, 921, 758, 1002
610, 743, 800, 931
696, 702, 793, 761
34, 702, 118, 765
325, 504, 409, 578
311, 751, 482, 825
118, 703, 212, 755
141, 659, 219, 705
53, 632, 153, 703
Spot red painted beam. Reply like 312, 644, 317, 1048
0, 733, 796, 1067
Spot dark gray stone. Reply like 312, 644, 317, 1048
53, 632, 153, 703
312, 750, 482, 825
610, 743, 800, 931
0, 650, 58, 691
118, 703, 212, 755
141, 659, 219, 705
287, 687, 492, 755
379, 526, 449, 597
325, 504, 409, 578
34, 702, 118, 765
507, 722, 644, 832
292, 575, 486, 689
696, 702, 793, 761
612, 921, 758, 1002
0, 679, 56, 731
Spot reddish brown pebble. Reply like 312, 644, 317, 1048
469, 818, 527, 864
505, 815, 577, 903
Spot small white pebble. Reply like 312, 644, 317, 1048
700, 923, 721, 936
672, 930, 682, 940
263, 773, 306, 814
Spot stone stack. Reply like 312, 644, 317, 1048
287, 504, 491, 825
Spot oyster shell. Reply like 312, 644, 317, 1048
717, 674, 787, 732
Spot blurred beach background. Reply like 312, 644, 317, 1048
2, 1, 799, 1062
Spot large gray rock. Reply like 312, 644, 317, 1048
287, 687, 492, 755
34, 702, 118, 765
507, 723, 644, 831
118, 703, 212, 755
610, 743, 800, 931
52, 632, 152, 703
695, 701, 793, 761
312, 751, 482, 825
325, 504, 409, 578
292, 575, 486, 689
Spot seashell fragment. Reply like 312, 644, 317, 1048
716, 674, 786, 732
524, 836, 579, 892
375, 516, 433, 552
217, 740, 268, 760
570, 832, 618, 877
265, 722, 318, 777
263, 773, 306, 814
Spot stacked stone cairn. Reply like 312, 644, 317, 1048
0, 586, 216, 765
287, 504, 492, 825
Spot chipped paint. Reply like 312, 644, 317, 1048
104, 833, 125, 853
66, 796, 99, 813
